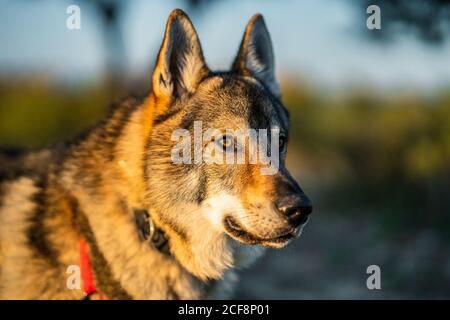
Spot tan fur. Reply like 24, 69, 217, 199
0, 177, 81, 299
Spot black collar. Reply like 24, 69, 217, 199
133, 209, 171, 255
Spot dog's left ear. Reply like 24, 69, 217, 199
152, 9, 209, 112
233, 14, 280, 97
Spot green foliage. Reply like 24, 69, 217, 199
0, 78, 110, 149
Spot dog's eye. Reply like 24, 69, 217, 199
216, 134, 234, 151
279, 135, 287, 151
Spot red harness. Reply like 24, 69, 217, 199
79, 239, 106, 299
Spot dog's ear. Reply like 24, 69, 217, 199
152, 9, 209, 112
232, 14, 280, 97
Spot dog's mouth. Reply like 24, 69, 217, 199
223, 216, 296, 248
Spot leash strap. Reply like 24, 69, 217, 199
79, 238, 100, 299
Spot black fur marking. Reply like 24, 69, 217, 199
0, 146, 24, 157
142, 134, 152, 192
0, 149, 27, 182
159, 73, 167, 87
196, 172, 207, 204
72, 165, 103, 195
71, 196, 132, 300
167, 286, 180, 300
27, 176, 61, 267
249, 99, 271, 130
100, 98, 140, 162
153, 106, 182, 125
0, 167, 33, 184
179, 108, 200, 131
238, 77, 288, 134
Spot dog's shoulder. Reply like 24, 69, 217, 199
0, 147, 52, 237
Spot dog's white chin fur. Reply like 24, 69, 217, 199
202, 193, 246, 231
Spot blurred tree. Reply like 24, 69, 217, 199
92, 0, 127, 77
72, 0, 222, 96
79, 0, 221, 77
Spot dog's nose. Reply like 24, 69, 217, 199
275, 194, 313, 227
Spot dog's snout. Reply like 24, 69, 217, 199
275, 194, 313, 227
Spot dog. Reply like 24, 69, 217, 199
0, 9, 312, 299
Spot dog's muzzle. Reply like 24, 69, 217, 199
223, 216, 298, 248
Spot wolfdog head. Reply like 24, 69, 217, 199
144, 9, 312, 279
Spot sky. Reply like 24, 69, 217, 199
0, 0, 450, 91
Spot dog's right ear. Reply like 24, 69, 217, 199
152, 9, 209, 114
232, 14, 280, 97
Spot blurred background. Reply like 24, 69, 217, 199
1, 0, 449, 299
